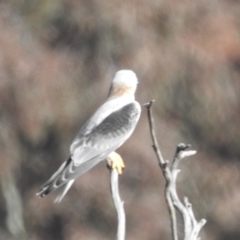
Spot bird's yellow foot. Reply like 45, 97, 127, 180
107, 152, 125, 175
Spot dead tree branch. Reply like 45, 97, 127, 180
110, 169, 126, 240
144, 100, 206, 240
144, 100, 178, 240
108, 153, 126, 240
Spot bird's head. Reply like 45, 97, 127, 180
108, 70, 138, 98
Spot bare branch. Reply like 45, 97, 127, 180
108, 155, 126, 240
111, 169, 126, 240
143, 100, 166, 167
171, 144, 206, 240
144, 100, 178, 240
144, 100, 206, 240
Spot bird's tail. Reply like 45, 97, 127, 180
36, 157, 72, 199
36, 156, 103, 202
54, 179, 75, 203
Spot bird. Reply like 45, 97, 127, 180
36, 70, 141, 202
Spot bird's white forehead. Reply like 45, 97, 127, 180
112, 70, 138, 87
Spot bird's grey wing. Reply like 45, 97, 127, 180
54, 101, 141, 185
71, 101, 141, 165
37, 101, 141, 199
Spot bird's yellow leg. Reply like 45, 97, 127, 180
107, 152, 125, 175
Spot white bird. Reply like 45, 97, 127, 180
37, 70, 141, 202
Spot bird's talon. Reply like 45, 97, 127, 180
107, 152, 125, 175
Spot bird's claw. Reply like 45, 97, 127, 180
107, 152, 125, 175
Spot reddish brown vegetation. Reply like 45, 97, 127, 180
1, 1, 240, 240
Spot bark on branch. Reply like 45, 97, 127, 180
110, 169, 126, 240
107, 153, 126, 240
144, 100, 206, 240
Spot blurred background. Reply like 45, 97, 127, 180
0, 0, 240, 239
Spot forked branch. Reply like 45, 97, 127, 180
144, 100, 206, 240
